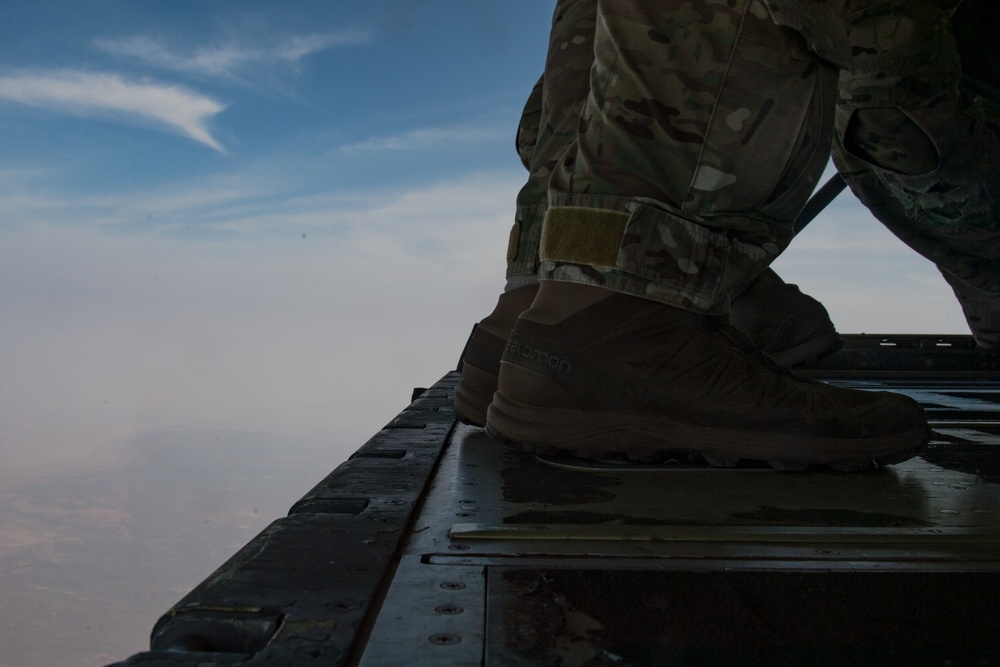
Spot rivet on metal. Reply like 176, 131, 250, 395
435, 605, 464, 615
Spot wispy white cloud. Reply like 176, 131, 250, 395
0, 70, 226, 151
94, 31, 369, 83
339, 124, 509, 153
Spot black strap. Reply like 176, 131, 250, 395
794, 172, 848, 235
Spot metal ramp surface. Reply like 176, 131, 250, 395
112, 335, 1000, 666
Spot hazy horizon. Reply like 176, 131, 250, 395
0, 2, 971, 665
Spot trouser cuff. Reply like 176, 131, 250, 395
538, 202, 779, 315
505, 203, 546, 280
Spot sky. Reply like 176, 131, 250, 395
0, 1, 554, 472
0, 1, 973, 665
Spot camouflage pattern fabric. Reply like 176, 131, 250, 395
505, 0, 596, 286
541, 0, 836, 314
506, 0, 997, 341
832, 0, 1000, 345
758, 0, 851, 68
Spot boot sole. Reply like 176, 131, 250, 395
486, 392, 927, 472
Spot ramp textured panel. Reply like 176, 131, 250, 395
112, 337, 1000, 665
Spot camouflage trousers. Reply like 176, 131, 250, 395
505, 0, 596, 290
832, 0, 1000, 344
506, 0, 999, 336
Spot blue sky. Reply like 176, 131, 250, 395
0, 1, 548, 231
0, 0, 968, 476
0, 3, 975, 663
0, 1, 554, 470
0, 4, 553, 661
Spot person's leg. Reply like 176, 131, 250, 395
487, 0, 927, 470
540, 0, 836, 309
456, 0, 843, 427
728, 267, 842, 366
832, 0, 1000, 346
454, 0, 597, 426
506, 0, 598, 289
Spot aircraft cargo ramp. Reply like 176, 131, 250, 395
112, 334, 1000, 666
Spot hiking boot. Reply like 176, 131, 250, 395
730, 268, 843, 367
455, 269, 840, 427
485, 281, 927, 471
454, 284, 539, 426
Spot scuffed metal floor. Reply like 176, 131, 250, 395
361, 385, 999, 665
113, 335, 1000, 666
